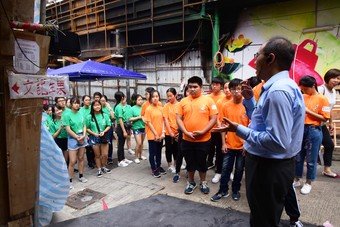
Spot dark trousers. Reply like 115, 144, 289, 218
245, 153, 294, 227
85, 145, 95, 166
108, 126, 114, 161
219, 149, 245, 194
116, 125, 126, 162
321, 125, 334, 167
207, 132, 223, 173
165, 135, 178, 163
148, 140, 163, 171
175, 131, 185, 173
284, 184, 301, 222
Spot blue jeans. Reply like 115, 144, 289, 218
219, 149, 245, 194
148, 140, 163, 171
295, 126, 322, 181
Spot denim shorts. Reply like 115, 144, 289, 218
88, 135, 110, 146
133, 128, 145, 135
68, 133, 88, 150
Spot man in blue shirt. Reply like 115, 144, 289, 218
217, 37, 305, 226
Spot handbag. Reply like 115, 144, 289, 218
93, 115, 109, 144
123, 121, 132, 131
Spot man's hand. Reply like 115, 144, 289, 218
222, 117, 239, 132
193, 130, 204, 138
185, 131, 195, 140
241, 81, 254, 100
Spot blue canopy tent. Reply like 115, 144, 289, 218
47, 60, 147, 81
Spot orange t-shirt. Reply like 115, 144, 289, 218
144, 104, 164, 140
207, 92, 225, 104
176, 95, 218, 142
141, 101, 162, 116
253, 81, 264, 102
216, 95, 233, 122
221, 100, 250, 149
163, 102, 179, 135
304, 93, 330, 126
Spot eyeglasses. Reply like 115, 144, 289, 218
254, 52, 269, 59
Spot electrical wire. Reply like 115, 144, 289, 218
0, 0, 47, 69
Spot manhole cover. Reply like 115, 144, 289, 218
66, 188, 106, 210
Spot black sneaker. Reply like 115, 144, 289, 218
173, 174, 180, 183
74, 168, 79, 173
159, 167, 167, 175
107, 159, 114, 165
211, 192, 229, 202
232, 192, 241, 201
184, 182, 197, 194
153, 169, 161, 178
97, 170, 103, 178
101, 167, 111, 173
200, 181, 210, 194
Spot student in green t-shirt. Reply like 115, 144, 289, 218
114, 91, 134, 167
63, 97, 88, 186
100, 94, 115, 164
86, 100, 112, 177
129, 94, 146, 164
49, 105, 68, 162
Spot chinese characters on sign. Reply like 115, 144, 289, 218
8, 73, 70, 99
13, 39, 40, 74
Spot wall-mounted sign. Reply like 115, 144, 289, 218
13, 39, 40, 74
8, 72, 69, 99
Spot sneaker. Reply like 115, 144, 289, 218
107, 159, 114, 165
159, 167, 167, 175
232, 192, 241, 201
118, 161, 128, 167
102, 167, 111, 173
290, 220, 303, 227
200, 181, 210, 194
153, 169, 161, 178
180, 163, 186, 170
74, 168, 79, 173
173, 174, 180, 183
211, 192, 229, 202
128, 149, 135, 155
69, 184, 74, 190
97, 170, 103, 178
293, 180, 301, 188
134, 158, 140, 164
212, 173, 221, 184
184, 182, 197, 194
78, 176, 88, 183
300, 183, 312, 195
207, 162, 215, 170
168, 166, 176, 174
140, 156, 147, 160
124, 159, 133, 164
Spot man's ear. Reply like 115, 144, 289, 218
267, 53, 275, 63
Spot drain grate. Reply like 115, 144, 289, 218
66, 188, 106, 210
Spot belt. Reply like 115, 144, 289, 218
246, 152, 295, 162
304, 124, 321, 129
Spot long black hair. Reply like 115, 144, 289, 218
299, 75, 318, 91
114, 91, 125, 110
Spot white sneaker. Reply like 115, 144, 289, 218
69, 184, 74, 190
293, 180, 301, 188
212, 173, 221, 184
128, 149, 135, 155
124, 159, 133, 164
134, 158, 140, 164
118, 161, 128, 167
300, 183, 312, 195
140, 156, 147, 160
290, 220, 303, 227
181, 163, 186, 170
168, 166, 176, 173
78, 177, 88, 183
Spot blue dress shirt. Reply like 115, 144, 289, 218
237, 71, 305, 159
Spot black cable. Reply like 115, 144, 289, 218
0, 0, 47, 69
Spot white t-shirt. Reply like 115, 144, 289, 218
318, 84, 336, 110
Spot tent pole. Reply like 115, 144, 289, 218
125, 50, 130, 101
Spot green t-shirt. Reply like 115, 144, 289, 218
63, 110, 86, 134
130, 105, 145, 130
49, 119, 68, 138
44, 115, 53, 131
86, 113, 111, 134
79, 106, 91, 118
62, 107, 72, 119
114, 104, 133, 123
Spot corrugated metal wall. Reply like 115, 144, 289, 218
72, 50, 211, 103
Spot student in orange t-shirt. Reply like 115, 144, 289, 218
295, 76, 330, 195
163, 88, 179, 173
176, 76, 218, 195
141, 87, 162, 117
211, 78, 250, 202
207, 76, 225, 184
144, 90, 166, 178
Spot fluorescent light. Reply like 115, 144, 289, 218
302, 25, 335, 34
111, 54, 124, 58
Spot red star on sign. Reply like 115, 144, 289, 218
12, 82, 20, 94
